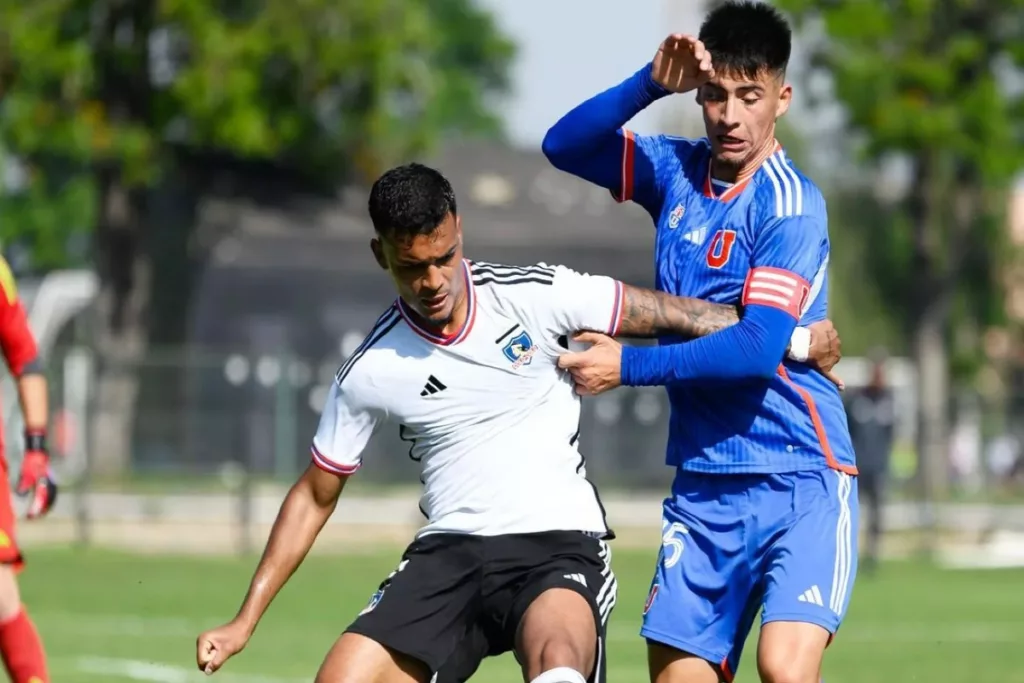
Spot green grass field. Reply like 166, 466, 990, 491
19, 547, 1024, 682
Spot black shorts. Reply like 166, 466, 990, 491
345, 530, 617, 682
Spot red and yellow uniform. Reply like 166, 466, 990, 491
0, 256, 53, 683
0, 258, 44, 570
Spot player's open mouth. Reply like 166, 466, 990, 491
716, 135, 745, 150
421, 294, 448, 312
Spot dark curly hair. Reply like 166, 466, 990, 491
699, 1, 792, 80
368, 163, 458, 240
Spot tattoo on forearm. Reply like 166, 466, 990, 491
616, 285, 740, 339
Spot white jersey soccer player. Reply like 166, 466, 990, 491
314, 259, 624, 540
196, 163, 843, 683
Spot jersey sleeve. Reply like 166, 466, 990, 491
612, 131, 678, 216
0, 258, 39, 377
742, 215, 829, 322
541, 64, 676, 218
541, 265, 624, 337
310, 377, 382, 476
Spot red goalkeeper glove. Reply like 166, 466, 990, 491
16, 431, 57, 519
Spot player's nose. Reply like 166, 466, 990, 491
721, 97, 741, 126
422, 265, 446, 292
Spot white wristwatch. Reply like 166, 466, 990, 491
788, 326, 811, 362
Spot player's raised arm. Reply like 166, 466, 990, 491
542, 35, 712, 214
197, 379, 379, 674
619, 199, 830, 386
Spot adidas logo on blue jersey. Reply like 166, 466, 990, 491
797, 584, 825, 607
681, 226, 707, 246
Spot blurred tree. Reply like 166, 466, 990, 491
0, 0, 514, 473
776, 1, 1023, 516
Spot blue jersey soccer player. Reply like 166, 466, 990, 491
543, 3, 858, 683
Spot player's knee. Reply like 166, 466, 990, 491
756, 622, 830, 683
756, 661, 818, 683
0, 564, 22, 620
529, 639, 591, 679
316, 632, 429, 683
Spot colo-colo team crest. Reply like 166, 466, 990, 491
502, 330, 538, 369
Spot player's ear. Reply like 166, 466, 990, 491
776, 82, 792, 119
455, 214, 463, 244
370, 237, 388, 270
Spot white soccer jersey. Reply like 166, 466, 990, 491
312, 259, 625, 538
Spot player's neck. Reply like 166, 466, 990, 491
441, 292, 469, 336
710, 134, 778, 184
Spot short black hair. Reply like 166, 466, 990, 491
698, 1, 792, 80
368, 163, 458, 239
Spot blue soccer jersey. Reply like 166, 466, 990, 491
544, 62, 860, 674
618, 134, 855, 476
543, 65, 855, 478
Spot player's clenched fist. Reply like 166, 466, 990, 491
807, 319, 844, 390
651, 34, 715, 93
196, 620, 250, 675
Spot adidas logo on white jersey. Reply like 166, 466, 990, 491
420, 374, 447, 397
797, 585, 824, 606
682, 226, 707, 245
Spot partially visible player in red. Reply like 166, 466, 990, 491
0, 256, 56, 683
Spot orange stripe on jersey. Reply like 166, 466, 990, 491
777, 366, 858, 475
703, 139, 783, 201
703, 174, 752, 202
720, 657, 735, 682
742, 267, 810, 320
615, 129, 636, 203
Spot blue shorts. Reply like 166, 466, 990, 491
640, 470, 858, 676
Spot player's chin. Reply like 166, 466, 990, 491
712, 145, 748, 166
421, 303, 455, 326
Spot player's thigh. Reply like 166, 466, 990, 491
516, 588, 597, 679
500, 533, 615, 682
642, 494, 753, 678
343, 534, 483, 677
0, 466, 23, 619
317, 632, 430, 683
0, 563, 19, 620
759, 471, 859, 681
